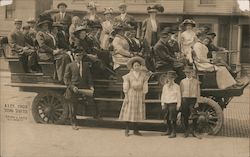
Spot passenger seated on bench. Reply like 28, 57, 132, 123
192, 34, 242, 89
22, 24, 40, 72
8, 19, 34, 72
73, 25, 115, 79
111, 22, 134, 76
154, 27, 185, 83
36, 14, 71, 83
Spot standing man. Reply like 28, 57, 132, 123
114, 3, 134, 24
53, 2, 72, 31
64, 48, 99, 130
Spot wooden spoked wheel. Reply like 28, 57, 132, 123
32, 91, 68, 124
193, 97, 224, 135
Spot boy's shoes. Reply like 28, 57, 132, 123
161, 129, 172, 136
192, 131, 202, 139
72, 124, 79, 130
125, 130, 129, 137
133, 130, 142, 136
183, 131, 189, 138
168, 132, 176, 138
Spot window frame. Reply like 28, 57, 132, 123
5, 1, 16, 19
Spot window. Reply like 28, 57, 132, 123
200, 0, 215, 5
5, 1, 15, 19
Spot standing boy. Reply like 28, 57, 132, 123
180, 66, 201, 139
161, 71, 181, 138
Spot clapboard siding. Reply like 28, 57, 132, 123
53, 0, 184, 13
184, 0, 238, 14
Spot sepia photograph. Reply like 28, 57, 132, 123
0, 0, 249, 156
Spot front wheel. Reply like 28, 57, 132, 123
193, 97, 224, 135
32, 91, 68, 124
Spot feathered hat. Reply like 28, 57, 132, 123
103, 8, 113, 15
147, 4, 164, 13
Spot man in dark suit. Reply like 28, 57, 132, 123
154, 27, 177, 72
53, 2, 72, 31
114, 3, 134, 24
64, 49, 99, 130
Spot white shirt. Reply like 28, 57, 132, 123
120, 13, 127, 21
60, 12, 65, 19
77, 61, 83, 77
161, 83, 181, 107
150, 18, 157, 32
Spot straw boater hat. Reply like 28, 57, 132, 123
22, 24, 30, 30
14, 19, 22, 24
118, 3, 127, 8
27, 17, 36, 23
182, 19, 196, 27
87, 1, 97, 10
183, 66, 194, 72
73, 25, 90, 36
113, 22, 133, 31
57, 2, 67, 8
103, 8, 113, 15
127, 56, 145, 70
207, 32, 216, 37
52, 22, 63, 28
166, 71, 177, 78
147, 4, 164, 13
160, 27, 175, 37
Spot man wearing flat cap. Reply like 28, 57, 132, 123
8, 19, 30, 72
154, 27, 178, 72
53, 2, 72, 31
114, 3, 135, 24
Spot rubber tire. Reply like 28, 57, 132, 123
32, 91, 68, 124
198, 97, 224, 135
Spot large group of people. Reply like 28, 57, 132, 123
8, 1, 243, 137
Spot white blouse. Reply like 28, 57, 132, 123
161, 83, 181, 107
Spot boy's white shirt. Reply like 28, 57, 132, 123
161, 82, 181, 109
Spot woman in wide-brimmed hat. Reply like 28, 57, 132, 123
119, 56, 150, 136
180, 19, 197, 64
111, 22, 134, 72
141, 4, 164, 47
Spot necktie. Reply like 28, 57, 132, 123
79, 62, 82, 77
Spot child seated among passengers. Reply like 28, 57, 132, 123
180, 66, 201, 139
161, 71, 181, 138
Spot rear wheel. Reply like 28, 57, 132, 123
32, 91, 68, 124
193, 97, 223, 135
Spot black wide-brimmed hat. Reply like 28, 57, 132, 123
57, 2, 67, 8
73, 25, 90, 36
52, 22, 63, 28
87, 20, 102, 29
127, 56, 145, 70
147, 4, 164, 13
37, 12, 53, 27
160, 27, 175, 36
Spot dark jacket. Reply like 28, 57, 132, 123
57, 30, 69, 50
8, 29, 25, 53
64, 61, 93, 89
114, 13, 134, 24
36, 31, 56, 61
53, 12, 72, 28
154, 39, 176, 70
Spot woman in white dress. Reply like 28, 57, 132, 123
193, 36, 238, 89
180, 19, 197, 63
100, 8, 114, 50
69, 16, 80, 46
